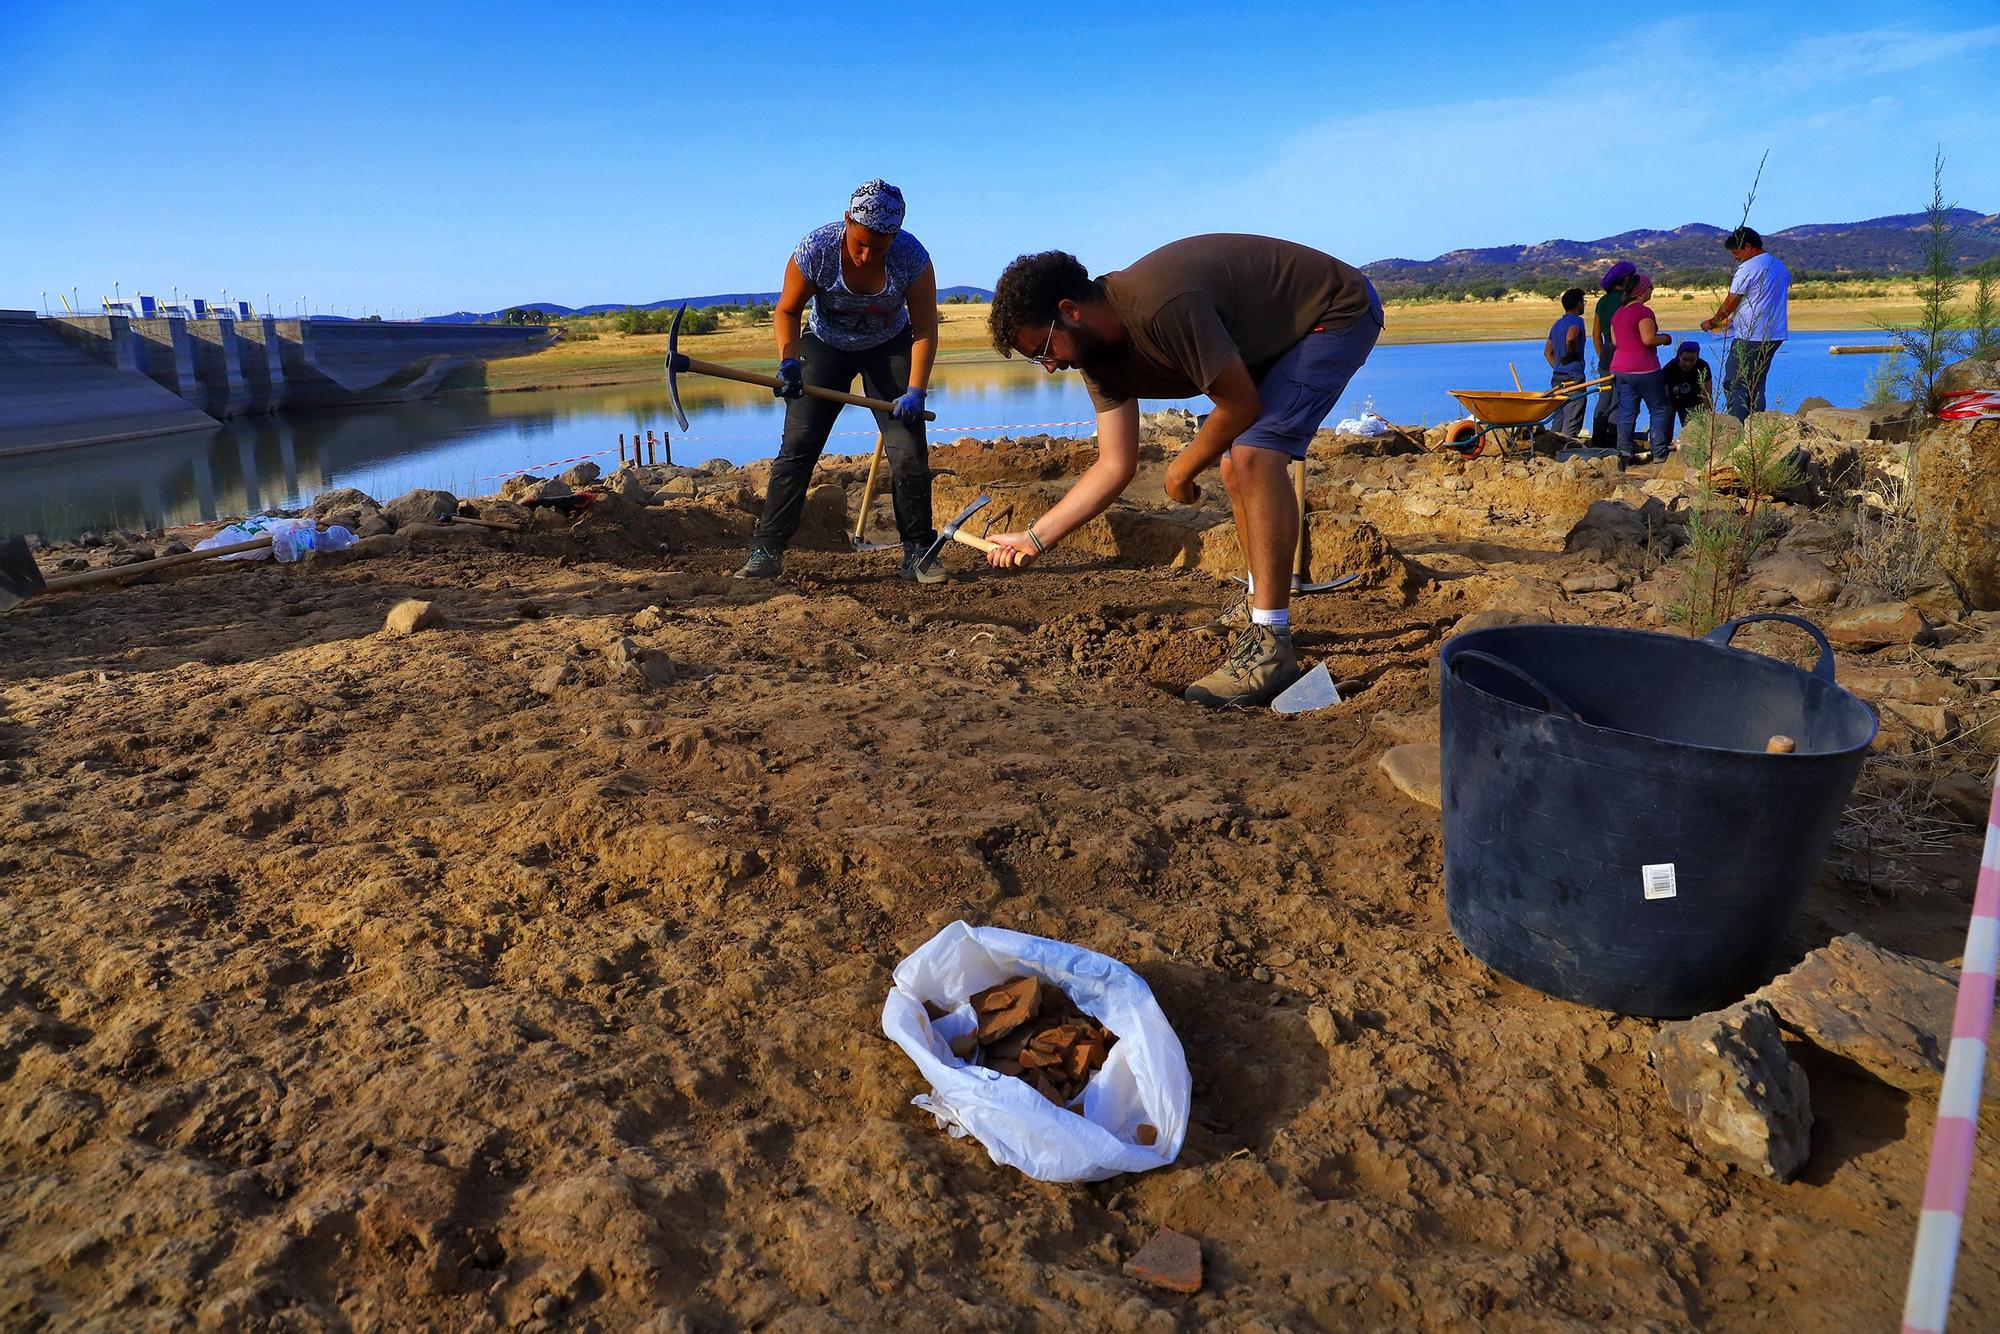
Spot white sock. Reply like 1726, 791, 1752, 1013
1251, 607, 1290, 631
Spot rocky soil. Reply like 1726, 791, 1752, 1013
3, 407, 1999, 1330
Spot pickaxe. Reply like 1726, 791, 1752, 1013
916, 494, 1002, 576
1290, 460, 1359, 594
663, 303, 938, 433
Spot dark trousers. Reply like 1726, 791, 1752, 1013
754, 327, 935, 549
1589, 352, 1617, 441
1724, 339, 1783, 419
1549, 370, 1587, 437
1615, 370, 1673, 459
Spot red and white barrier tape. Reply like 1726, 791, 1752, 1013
476, 419, 1100, 484
1902, 762, 2000, 1332
1938, 390, 2000, 422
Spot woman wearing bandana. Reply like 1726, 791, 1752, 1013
736, 179, 942, 582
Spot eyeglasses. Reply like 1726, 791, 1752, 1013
1023, 319, 1058, 369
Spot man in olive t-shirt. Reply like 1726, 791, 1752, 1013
984, 234, 1383, 707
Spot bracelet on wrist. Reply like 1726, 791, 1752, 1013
1027, 526, 1046, 555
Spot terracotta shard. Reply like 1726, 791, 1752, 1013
924, 999, 952, 1022
948, 1032, 979, 1060
1136, 1123, 1159, 1147
972, 975, 1044, 1042
1124, 1227, 1202, 1294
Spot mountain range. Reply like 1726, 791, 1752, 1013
1360, 209, 2000, 295
424, 210, 1999, 321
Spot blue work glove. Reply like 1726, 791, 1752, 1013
774, 357, 804, 400
891, 386, 927, 424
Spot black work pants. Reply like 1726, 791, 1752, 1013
753, 327, 935, 549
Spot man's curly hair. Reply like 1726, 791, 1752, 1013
988, 251, 1098, 355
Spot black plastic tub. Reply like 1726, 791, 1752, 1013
1438, 614, 1878, 1017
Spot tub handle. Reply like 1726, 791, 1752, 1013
1704, 613, 1836, 683
1449, 650, 1581, 723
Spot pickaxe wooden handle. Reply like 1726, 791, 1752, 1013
674, 353, 937, 420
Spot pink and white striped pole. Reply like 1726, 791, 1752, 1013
1903, 765, 2000, 1332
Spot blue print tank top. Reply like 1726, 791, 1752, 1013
791, 221, 931, 352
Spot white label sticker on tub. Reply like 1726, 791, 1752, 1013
1642, 863, 1678, 900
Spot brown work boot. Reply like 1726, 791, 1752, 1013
1183, 625, 1299, 708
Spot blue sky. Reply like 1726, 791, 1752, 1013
3, 1, 1996, 316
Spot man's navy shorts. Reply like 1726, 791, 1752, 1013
1235, 282, 1385, 459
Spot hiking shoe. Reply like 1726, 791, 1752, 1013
900, 539, 946, 584
734, 544, 783, 579
1210, 586, 1251, 631
1183, 625, 1300, 708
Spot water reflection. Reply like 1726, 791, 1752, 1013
0, 333, 1889, 540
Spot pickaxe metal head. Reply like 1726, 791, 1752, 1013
664, 302, 690, 431
918, 494, 990, 574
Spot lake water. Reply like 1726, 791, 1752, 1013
1, 330, 1894, 540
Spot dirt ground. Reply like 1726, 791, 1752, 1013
2, 431, 1997, 1331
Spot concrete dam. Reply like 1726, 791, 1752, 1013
0, 310, 552, 457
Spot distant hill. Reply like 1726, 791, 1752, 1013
1363, 209, 2000, 297
423, 285, 994, 325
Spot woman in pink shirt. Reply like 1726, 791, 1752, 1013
1609, 274, 1677, 463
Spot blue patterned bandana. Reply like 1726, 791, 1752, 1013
847, 179, 906, 234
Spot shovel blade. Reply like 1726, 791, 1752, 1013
1271, 662, 1341, 715
850, 538, 898, 553
1293, 572, 1362, 594
0, 535, 47, 613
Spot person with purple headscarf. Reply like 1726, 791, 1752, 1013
1588, 260, 1638, 444
737, 179, 943, 583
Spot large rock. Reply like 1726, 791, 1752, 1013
1914, 418, 2000, 610
1650, 1000, 1812, 1181
1825, 600, 1928, 650
382, 599, 444, 636
559, 461, 602, 487
384, 488, 459, 529
799, 483, 850, 545
1379, 744, 1441, 809
503, 475, 571, 503
1562, 497, 1684, 562
310, 486, 380, 519
1936, 356, 2000, 396
1752, 934, 1971, 1094
1802, 402, 1925, 442
1746, 551, 1842, 607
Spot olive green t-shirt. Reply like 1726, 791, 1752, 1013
1080, 234, 1375, 412
1594, 289, 1626, 362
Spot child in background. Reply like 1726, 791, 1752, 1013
1663, 340, 1715, 427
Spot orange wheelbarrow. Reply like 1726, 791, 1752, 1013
1441, 372, 1613, 459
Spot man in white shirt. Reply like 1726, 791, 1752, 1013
1700, 226, 1791, 419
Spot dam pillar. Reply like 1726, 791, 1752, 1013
234, 317, 288, 413
184, 319, 249, 418
129, 317, 199, 402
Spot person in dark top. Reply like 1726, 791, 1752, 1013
1543, 287, 1588, 438
984, 235, 1383, 708
1663, 341, 1715, 425
1589, 261, 1637, 444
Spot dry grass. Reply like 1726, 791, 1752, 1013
1832, 726, 1999, 899
474, 285, 1937, 395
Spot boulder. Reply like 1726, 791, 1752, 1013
1802, 402, 1924, 443
504, 476, 573, 503
1795, 396, 1833, 415
357, 512, 396, 538
1746, 551, 1842, 608
1379, 744, 1441, 810
1560, 569, 1622, 594
1913, 418, 2000, 610
310, 486, 379, 519
1446, 608, 1550, 640
1936, 357, 2000, 397
1139, 408, 1198, 444
605, 468, 652, 502
1562, 497, 1684, 562
800, 483, 850, 543
1650, 1000, 1812, 1181
559, 461, 602, 487
1825, 601, 1928, 650
384, 488, 459, 529
1751, 934, 1968, 1095
382, 599, 444, 636
532, 661, 577, 696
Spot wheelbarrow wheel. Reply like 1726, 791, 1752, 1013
1442, 420, 1484, 458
